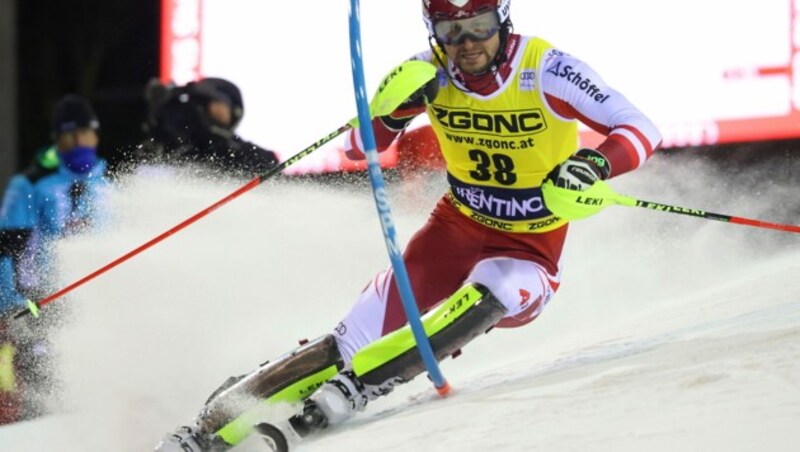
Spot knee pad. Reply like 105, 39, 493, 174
351, 283, 507, 387
199, 334, 344, 445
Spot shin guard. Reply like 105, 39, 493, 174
198, 335, 343, 445
351, 283, 507, 389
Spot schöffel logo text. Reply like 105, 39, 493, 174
431, 106, 545, 137
546, 62, 610, 103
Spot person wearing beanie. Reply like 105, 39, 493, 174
50, 94, 102, 174
0, 94, 110, 421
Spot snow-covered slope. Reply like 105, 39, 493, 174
1, 153, 799, 451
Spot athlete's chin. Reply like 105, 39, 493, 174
458, 60, 492, 75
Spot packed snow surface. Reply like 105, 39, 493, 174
1, 154, 799, 451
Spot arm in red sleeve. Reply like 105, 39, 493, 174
343, 105, 427, 161
541, 50, 663, 178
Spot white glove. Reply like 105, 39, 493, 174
547, 148, 611, 191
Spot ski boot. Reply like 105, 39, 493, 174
253, 370, 371, 451
294, 370, 369, 430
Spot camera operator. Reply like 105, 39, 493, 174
137, 77, 279, 178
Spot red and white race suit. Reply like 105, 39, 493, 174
334, 34, 662, 362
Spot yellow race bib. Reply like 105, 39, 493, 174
425, 37, 579, 233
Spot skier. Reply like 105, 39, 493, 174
158, 0, 662, 449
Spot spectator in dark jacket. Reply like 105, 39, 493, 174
134, 77, 279, 178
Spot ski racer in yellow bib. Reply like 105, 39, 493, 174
428, 35, 579, 233
156, 1, 663, 450
336, 0, 657, 431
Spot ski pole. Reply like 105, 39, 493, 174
12, 130, 341, 321
542, 180, 800, 233
9, 61, 437, 320
348, 0, 450, 396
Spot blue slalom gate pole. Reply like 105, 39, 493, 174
347, 0, 450, 394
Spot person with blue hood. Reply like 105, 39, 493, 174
0, 94, 109, 419
0, 94, 110, 313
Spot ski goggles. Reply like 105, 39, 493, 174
433, 10, 501, 46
